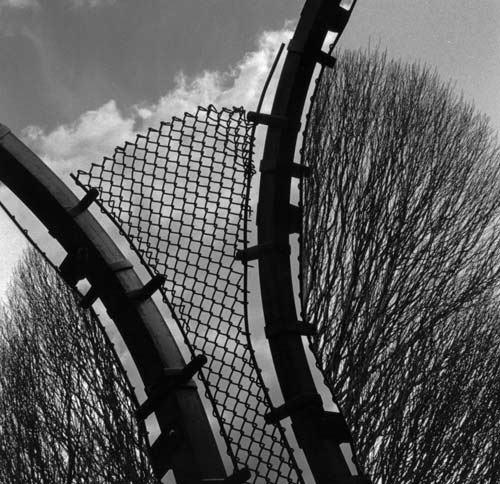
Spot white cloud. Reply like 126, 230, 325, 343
0, 0, 115, 16
0, 0, 38, 9
70, 0, 116, 7
137, 28, 292, 127
22, 27, 293, 180
23, 100, 136, 175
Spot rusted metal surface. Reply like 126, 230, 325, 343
0, 125, 226, 484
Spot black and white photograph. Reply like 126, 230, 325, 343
0, 1, 498, 483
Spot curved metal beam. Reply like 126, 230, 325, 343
0, 126, 226, 484
255, 1, 359, 483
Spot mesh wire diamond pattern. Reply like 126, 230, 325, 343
74, 105, 303, 484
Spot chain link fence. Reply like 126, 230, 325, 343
74, 105, 304, 484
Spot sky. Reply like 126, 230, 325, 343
0, 0, 499, 134
0, 0, 498, 294
0, 0, 498, 481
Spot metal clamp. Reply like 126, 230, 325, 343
265, 392, 322, 425
316, 51, 337, 68
235, 242, 290, 263
320, 411, 353, 443
325, 4, 350, 32
79, 286, 98, 309
260, 161, 311, 179
127, 274, 166, 301
68, 188, 99, 217
59, 247, 89, 286
247, 112, 301, 132
136, 355, 207, 420
149, 428, 184, 478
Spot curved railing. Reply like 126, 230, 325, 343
246, 1, 366, 483
0, 125, 226, 484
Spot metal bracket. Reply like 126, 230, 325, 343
136, 355, 207, 420
325, 4, 350, 32
265, 320, 315, 339
59, 247, 89, 286
265, 392, 322, 425
319, 411, 353, 443
288, 204, 302, 234
68, 188, 99, 217
260, 161, 311, 179
247, 112, 301, 132
149, 428, 183, 478
235, 242, 290, 263
201, 468, 251, 484
316, 51, 337, 68
288, 43, 336, 70
79, 286, 98, 309
127, 274, 166, 301
109, 258, 134, 273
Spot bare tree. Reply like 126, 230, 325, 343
301, 48, 500, 483
0, 249, 158, 484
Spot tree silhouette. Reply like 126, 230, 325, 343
301, 49, 500, 483
0, 249, 158, 484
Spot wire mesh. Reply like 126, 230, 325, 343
74, 105, 304, 484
